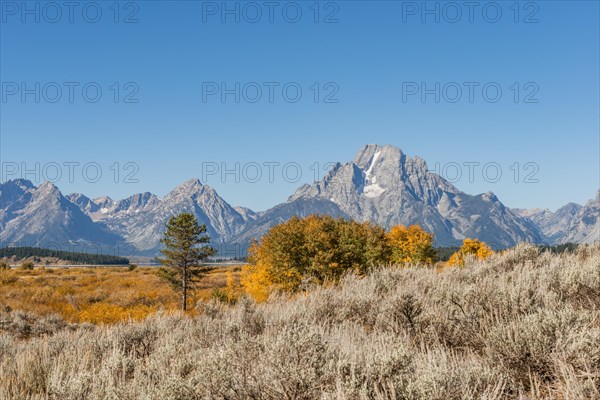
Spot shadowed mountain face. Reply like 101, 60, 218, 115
1, 145, 597, 255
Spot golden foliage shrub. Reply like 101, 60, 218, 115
242, 215, 391, 301
387, 224, 436, 265
242, 216, 444, 301
447, 238, 494, 267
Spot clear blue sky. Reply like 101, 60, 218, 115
1, 0, 598, 212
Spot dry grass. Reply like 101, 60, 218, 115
0, 244, 599, 399
0, 266, 242, 324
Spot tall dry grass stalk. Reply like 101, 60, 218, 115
1, 243, 599, 399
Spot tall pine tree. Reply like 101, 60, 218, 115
158, 213, 215, 311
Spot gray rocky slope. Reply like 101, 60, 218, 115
1, 145, 597, 255
514, 190, 599, 245
0, 180, 122, 249
235, 145, 545, 248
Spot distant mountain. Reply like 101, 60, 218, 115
232, 198, 350, 248
1, 145, 597, 256
69, 192, 160, 222
66, 193, 102, 214
69, 179, 247, 255
243, 144, 544, 248
0, 180, 122, 248
515, 190, 599, 244
235, 206, 260, 224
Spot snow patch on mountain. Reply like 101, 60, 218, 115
2, 146, 597, 256
284, 144, 545, 248
363, 151, 386, 198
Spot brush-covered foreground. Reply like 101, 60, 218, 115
1, 244, 599, 399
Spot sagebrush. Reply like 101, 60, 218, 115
1, 243, 599, 399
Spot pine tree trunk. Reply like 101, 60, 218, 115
182, 266, 187, 311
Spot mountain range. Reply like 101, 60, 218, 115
1, 145, 598, 256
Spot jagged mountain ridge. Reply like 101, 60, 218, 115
72, 179, 248, 255
1, 178, 248, 255
0, 180, 122, 248
515, 190, 599, 244
1, 145, 598, 255
278, 144, 544, 248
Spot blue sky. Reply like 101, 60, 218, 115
1, 0, 598, 212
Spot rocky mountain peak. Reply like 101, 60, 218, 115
175, 178, 204, 192
163, 178, 203, 202
1, 147, 597, 255
280, 145, 544, 247
353, 144, 403, 169
34, 181, 63, 201
93, 196, 115, 209
481, 192, 499, 202
111, 192, 160, 214
66, 193, 100, 214
8, 179, 35, 191
0, 180, 122, 247
0, 179, 34, 203
559, 203, 584, 216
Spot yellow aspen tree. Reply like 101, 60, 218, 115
446, 238, 494, 267
387, 224, 436, 265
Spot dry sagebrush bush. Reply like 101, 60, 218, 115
0, 244, 599, 399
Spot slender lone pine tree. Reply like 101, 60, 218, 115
158, 213, 215, 311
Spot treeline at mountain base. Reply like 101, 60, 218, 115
0, 247, 130, 265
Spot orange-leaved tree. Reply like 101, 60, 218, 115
387, 224, 436, 265
446, 238, 494, 267
241, 215, 389, 301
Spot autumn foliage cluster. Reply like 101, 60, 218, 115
242, 215, 439, 301
446, 238, 494, 267
242, 216, 388, 301
387, 224, 436, 264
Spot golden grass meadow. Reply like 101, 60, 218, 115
0, 265, 243, 324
